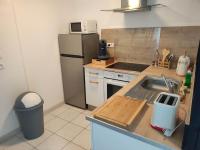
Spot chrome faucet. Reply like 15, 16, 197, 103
161, 74, 176, 93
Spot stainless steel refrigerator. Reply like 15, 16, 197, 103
58, 34, 99, 109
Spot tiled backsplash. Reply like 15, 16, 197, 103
102, 27, 200, 67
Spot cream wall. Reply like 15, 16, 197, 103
13, 0, 64, 111
0, 0, 28, 137
59, 0, 200, 33
0, 0, 64, 138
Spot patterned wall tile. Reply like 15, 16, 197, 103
101, 26, 200, 67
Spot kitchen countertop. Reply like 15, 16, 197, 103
85, 63, 193, 150
85, 62, 141, 75
84, 63, 110, 70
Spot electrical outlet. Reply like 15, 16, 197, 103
107, 43, 115, 48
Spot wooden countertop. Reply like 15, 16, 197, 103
86, 63, 193, 150
84, 63, 109, 70
84, 63, 141, 75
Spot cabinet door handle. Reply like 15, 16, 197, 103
118, 74, 123, 78
89, 81, 99, 84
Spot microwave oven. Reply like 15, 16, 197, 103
69, 20, 97, 34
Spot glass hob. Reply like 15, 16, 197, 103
106, 62, 150, 72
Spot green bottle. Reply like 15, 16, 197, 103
184, 70, 192, 88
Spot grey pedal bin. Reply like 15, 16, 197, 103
14, 92, 44, 139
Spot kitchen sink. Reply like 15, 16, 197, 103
125, 76, 180, 104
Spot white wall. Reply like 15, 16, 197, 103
58, 0, 200, 33
0, 0, 64, 138
12, 0, 64, 111
0, 0, 28, 137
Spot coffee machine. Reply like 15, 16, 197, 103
98, 40, 110, 60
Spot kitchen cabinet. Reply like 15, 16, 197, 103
85, 68, 104, 107
91, 122, 169, 150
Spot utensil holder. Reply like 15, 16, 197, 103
158, 59, 171, 69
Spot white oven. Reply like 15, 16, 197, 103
104, 71, 136, 100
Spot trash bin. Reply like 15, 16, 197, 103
14, 92, 44, 140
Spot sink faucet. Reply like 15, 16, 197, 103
161, 74, 176, 93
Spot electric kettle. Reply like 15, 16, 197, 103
176, 54, 190, 76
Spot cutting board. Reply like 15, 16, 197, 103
92, 57, 114, 66
93, 96, 146, 129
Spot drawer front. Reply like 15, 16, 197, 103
85, 68, 104, 107
85, 68, 104, 77
104, 71, 137, 82
85, 76, 104, 107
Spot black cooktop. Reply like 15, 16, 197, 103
107, 62, 150, 72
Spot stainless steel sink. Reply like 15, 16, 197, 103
141, 77, 169, 92
125, 76, 180, 104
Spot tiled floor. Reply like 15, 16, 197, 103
0, 104, 92, 150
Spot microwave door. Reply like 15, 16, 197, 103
71, 22, 82, 32
58, 34, 83, 56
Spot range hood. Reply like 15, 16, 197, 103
102, 0, 164, 13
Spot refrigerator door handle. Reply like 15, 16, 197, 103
60, 56, 86, 108
60, 54, 84, 58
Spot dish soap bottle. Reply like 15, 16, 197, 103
184, 70, 192, 88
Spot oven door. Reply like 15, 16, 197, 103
104, 78, 129, 100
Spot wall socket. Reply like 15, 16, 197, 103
107, 43, 115, 48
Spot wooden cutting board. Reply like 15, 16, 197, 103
93, 96, 146, 129
92, 57, 114, 66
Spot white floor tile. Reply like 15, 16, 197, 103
16, 130, 52, 147
27, 130, 52, 147
86, 125, 91, 131
71, 114, 89, 128
56, 123, 83, 141
70, 107, 85, 113
58, 109, 80, 121
62, 104, 84, 113
50, 105, 70, 116
36, 134, 68, 150
0, 106, 92, 150
0, 136, 33, 150
44, 114, 56, 123
62, 142, 85, 150
45, 117, 68, 132
0, 145, 4, 150
72, 130, 91, 150
83, 110, 92, 116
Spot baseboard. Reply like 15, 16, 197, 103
88, 105, 96, 111
44, 101, 65, 115
0, 128, 20, 143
